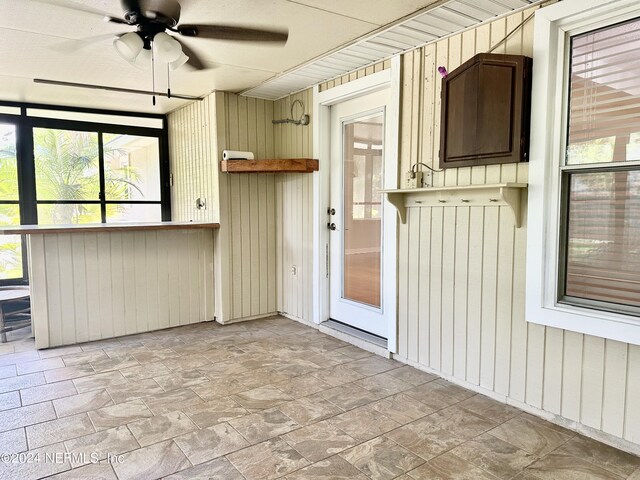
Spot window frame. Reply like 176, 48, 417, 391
527, 0, 640, 345
0, 120, 28, 285
31, 118, 167, 224
558, 166, 640, 317
0, 102, 170, 285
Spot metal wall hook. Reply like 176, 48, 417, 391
272, 99, 310, 126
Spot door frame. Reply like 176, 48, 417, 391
312, 56, 401, 352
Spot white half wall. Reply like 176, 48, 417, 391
28, 229, 215, 349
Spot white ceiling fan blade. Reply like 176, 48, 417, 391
30, 0, 125, 22
50, 33, 128, 54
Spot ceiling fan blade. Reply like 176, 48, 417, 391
173, 38, 206, 70
50, 33, 128, 54
121, 0, 142, 14
30, 0, 125, 22
105, 16, 130, 25
177, 24, 288, 43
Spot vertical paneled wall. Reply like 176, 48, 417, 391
393, 6, 640, 451
214, 92, 278, 322
29, 229, 215, 349
164, 5, 640, 449
274, 60, 390, 323
273, 90, 314, 323
319, 59, 391, 91
168, 96, 218, 222
168, 93, 277, 323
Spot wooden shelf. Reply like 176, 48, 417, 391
381, 183, 528, 227
220, 158, 319, 173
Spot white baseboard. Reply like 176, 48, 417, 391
271, 313, 640, 456
393, 353, 640, 457
278, 312, 319, 329
216, 312, 279, 325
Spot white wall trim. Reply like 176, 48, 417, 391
317, 69, 392, 106
216, 311, 279, 325
387, 55, 401, 353
279, 311, 319, 329
312, 59, 401, 352
312, 84, 329, 327
526, 0, 640, 345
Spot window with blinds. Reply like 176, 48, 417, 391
561, 17, 640, 314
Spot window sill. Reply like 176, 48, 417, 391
526, 301, 640, 345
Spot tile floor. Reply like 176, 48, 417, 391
0, 316, 638, 480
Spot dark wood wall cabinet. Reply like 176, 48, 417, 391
439, 53, 532, 169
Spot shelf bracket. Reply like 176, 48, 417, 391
500, 186, 523, 228
385, 192, 407, 224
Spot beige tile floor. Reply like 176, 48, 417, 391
0, 316, 638, 480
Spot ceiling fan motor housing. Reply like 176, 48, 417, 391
123, 0, 181, 27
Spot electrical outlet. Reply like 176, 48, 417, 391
423, 170, 433, 188
291, 266, 297, 276
404, 170, 423, 189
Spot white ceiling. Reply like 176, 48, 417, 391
245, 0, 541, 100
0, 0, 446, 113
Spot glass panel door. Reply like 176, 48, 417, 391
342, 113, 384, 308
0, 124, 23, 280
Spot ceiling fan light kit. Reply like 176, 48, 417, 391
113, 32, 185, 67
152, 32, 182, 63
169, 52, 190, 71
113, 32, 144, 62
131, 47, 153, 69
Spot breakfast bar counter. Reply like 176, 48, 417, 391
0, 222, 219, 349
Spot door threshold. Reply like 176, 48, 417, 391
320, 319, 390, 358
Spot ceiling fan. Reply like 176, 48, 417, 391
32, 0, 289, 103
40, 0, 288, 69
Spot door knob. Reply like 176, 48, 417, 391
327, 208, 336, 215
327, 223, 336, 231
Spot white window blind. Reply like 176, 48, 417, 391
568, 18, 640, 161
563, 17, 640, 312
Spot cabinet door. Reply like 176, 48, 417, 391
439, 53, 530, 169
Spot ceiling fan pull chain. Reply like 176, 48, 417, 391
167, 64, 171, 99
151, 47, 156, 106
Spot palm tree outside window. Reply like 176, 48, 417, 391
0, 106, 169, 284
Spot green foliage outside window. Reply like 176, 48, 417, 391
0, 127, 144, 280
